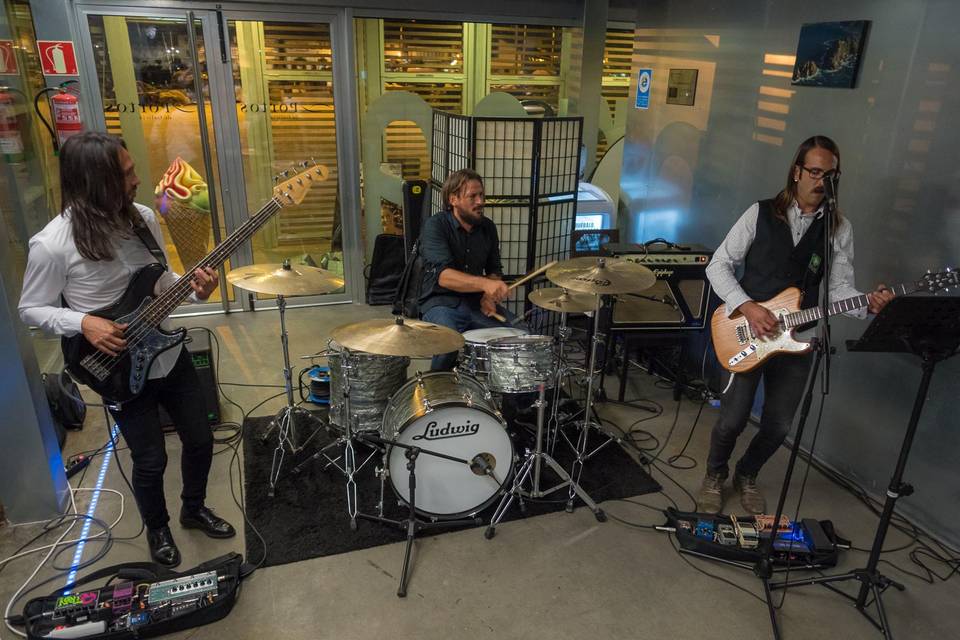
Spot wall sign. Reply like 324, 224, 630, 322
635, 68, 652, 110
37, 40, 79, 76
0, 40, 17, 75
666, 69, 698, 106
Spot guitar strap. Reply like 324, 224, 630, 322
132, 223, 169, 271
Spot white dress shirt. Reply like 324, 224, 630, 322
19, 203, 186, 379
706, 200, 865, 319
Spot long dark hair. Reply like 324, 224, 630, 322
773, 135, 843, 237
60, 132, 141, 261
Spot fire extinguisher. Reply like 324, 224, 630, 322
35, 81, 83, 153
0, 87, 26, 162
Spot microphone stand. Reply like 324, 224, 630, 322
755, 175, 836, 639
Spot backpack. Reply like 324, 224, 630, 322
364, 234, 405, 305
42, 371, 86, 449
392, 239, 424, 318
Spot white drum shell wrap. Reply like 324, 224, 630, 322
487, 335, 556, 393
328, 340, 409, 434
458, 327, 527, 381
384, 372, 513, 518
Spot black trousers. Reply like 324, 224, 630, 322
109, 349, 213, 530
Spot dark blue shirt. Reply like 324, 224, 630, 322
419, 210, 503, 313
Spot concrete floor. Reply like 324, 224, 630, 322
2, 301, 958, 639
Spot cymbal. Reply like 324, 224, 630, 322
226, 263, 344, 296
331, 317, 465, 358
528, 287, 597, 313
546, 257, 656, 295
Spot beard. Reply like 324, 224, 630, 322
459, 207, 483, 225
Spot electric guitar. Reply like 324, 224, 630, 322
62, 163, 327, 403
711, 269, 958, 373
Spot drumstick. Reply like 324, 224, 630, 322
487, 261, 558, 322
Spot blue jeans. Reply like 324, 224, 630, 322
706, 352, 813, 479
422, 298, 516, 371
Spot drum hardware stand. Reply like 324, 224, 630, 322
547, 310, 586, 455
288, 348, 378, 528
353, 433, 483, 598
486, 382, 606, 540
260, 293, 326, 497
566, 293, 623, 500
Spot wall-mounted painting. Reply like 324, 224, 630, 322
792, 21, 869, 88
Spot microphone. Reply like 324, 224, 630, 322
470, 452, 495, 476
823, 172, 840, 209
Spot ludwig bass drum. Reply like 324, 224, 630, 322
382, 372, 514, 518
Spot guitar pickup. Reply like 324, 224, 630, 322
727, 344, 757, 367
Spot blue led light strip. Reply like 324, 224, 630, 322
64, 424, 120, 591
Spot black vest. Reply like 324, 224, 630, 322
739, 198, 825, 310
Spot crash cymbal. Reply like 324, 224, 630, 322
528, 287, 597, 313
226, 262, 344, 296
546, 256, 656, 295
331, 316, 465, 358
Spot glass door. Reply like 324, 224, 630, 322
74, 5, 362, 310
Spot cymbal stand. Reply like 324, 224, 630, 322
567, 293, 620, 506
486, 382, 606, 539
547, 310, 584, 454
289, 348, 379, 527
262, 294, 326, 497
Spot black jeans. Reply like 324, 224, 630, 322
706, 352, 813, 479
109, 349, 213, 530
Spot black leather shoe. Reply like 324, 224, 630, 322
147, 526, 181, 567
180, 506, 236, 539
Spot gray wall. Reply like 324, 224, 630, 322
621, 0, 960, 546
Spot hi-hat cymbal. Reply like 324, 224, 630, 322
227, 263, 344, 296
331, 317, 465, 358
528, 287, 597, 313
546, 257, 656, 295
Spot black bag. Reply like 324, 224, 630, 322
365, 234, 405, 305
21, 553, 244, 639
392, 239, 424, 318
42, 372, 86, 448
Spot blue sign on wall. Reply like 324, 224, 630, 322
635, 68, 652, 109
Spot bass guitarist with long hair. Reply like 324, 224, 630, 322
698, 135, 894, 515
19, 132, 235, 567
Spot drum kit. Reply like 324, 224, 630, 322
227, 254, 656, 596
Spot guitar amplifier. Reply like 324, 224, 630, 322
604, 242, 714, 330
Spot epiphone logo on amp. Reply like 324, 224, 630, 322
412, 420, 481, 441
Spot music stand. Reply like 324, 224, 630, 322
769, 296, 960, 639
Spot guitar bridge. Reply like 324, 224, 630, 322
736, 324, 748, 345
80, 354, 111, 381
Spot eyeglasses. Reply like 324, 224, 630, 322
799, 165, 841, 180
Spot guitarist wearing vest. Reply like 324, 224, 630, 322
18, 133, 235, 567
698, 135, 894, 515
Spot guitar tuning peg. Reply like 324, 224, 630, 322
310, 156, 317, 165
273, 175, 280, 184
281, 170, 290, 177
300, 160, 309, 168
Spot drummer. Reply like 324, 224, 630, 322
420, 169, 517, 371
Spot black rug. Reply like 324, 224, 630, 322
242, 407, 660, 568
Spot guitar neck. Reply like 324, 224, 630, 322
139, 198, 284, 326
783, 281, 912, 328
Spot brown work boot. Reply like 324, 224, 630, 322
697, 472, 725, 514
734, 473, 766, 515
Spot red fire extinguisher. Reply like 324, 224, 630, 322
35, 83, 84, 153
0, 88, 25, 161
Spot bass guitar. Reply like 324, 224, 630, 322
711, 269, 957, 373
63, 163, 327, 403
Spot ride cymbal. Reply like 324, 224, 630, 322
546, 256, 656, 295
528, 287, 597, 313
331, 316, 465, 357
226, 262, 345, 296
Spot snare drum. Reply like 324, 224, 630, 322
458, 327, 527, 382
487, 335, 556, 393
383, 372, 514, 518
328, 340, 409, 434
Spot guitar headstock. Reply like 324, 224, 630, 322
272, 161, 329, 206
916, 268, 958, 294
